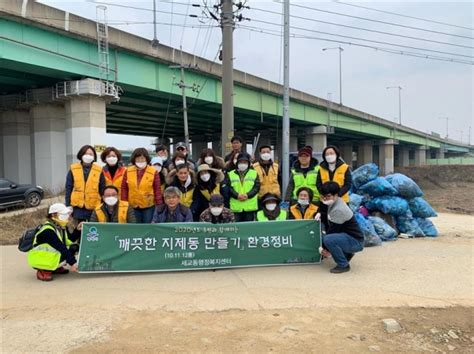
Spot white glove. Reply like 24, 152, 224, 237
314, 213, 321, 221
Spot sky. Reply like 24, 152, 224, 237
39, 0, 474, 149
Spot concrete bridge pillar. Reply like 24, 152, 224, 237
192, 140, 208, 162
414, 146, 428, 166
398, 146, 411, 167
339, 143, 353, 167
357, 141, 373, 166
290, 128, 299, 152
378, 139, 397, 176
0, 110, 32, 184
65, 96, 107, 167
435, 148, 445, 159
305, 126, 328, 153
30, 104, 67, 192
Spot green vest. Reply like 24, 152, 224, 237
28, 221, 73, 271
291, 165, 320, 201
256, 210, 287, 221
229, 169, 259, 212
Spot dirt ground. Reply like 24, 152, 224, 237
1, 212, 473, 353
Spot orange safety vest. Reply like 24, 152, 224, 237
319, 164, 350, 203
253, 162, 280, 198
94, 201, 129, 223
70, 163, 102, 210
290, 203, 319, 220
199, 184, 221, 201
103, 166, 125, 195
126, 166, 156, 208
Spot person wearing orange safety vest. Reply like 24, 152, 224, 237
90, 185, 136, 223
101, 146, 126, 196
288, 187, 319, 220
121, 148, 162, 223
65, 145, 105, 222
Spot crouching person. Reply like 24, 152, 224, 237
90, 185, 136, 223
152, 186, 193, 223
28, 203, 79, 281
318, 182, 364, 274
200, 194, 235, 224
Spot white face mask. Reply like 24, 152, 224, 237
210, 207, 223, 216
200, 173, 211, 182
325, 155, 337, 164
238, 163, 248, 172
204, 156, 214, 165
104, 196, 118, 206
106, 156, 118, 166
175, 159, 185, 166
266, 203, 277, 211
298, 199, 309, 206
82, 154, 94, 164
260, 153, 271, 161
154, 165, 162, 173
322, 199, 335, 206
136, 162, 147, 169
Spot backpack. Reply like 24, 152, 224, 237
18, 225, 42, 252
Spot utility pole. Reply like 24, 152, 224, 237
322, 46, 344, 105
151, 0, 159, 47
387, 86, 402, 125
438, 116, 450, 139
220, 0, 234, 156
282, 0, 290, 194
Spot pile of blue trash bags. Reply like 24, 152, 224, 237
350, 163, 438, 247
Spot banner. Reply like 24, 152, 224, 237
78, 220, 321, 273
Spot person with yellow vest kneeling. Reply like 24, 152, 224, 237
253, 145, 281, 201
256, 193, 287, 221
228, 153, 261, 222
65, 145, 106, 222
121, 148, 162, 223
284, 145, 320, 205
288, 187, 319, 220
28, 203, 80, 281
90, 185, 136, 223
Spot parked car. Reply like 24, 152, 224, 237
0, 178, 44, 209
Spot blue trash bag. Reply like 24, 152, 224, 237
368, 216, 398, 241
359, 177, 398, 197
395, 212, 425, 237
352, 163, 379, 189
408, 197, 437, 218
416, 218, 439, 237
355, 212, 382, 247
365, 196, 409, 216
348, 193, 364, 212
385, 173, 423, 199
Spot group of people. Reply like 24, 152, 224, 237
28, 135, 364, 281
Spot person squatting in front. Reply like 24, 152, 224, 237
28, 203, 80, 281
317, 181, 364, 274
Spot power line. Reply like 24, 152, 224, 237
250, 6, 473, 50
282, 2, 474, 40
250, 18, 473, 59
236, 25, 474, 65
335, 1, 474, 32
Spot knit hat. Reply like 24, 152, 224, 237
298, 145, 313, 157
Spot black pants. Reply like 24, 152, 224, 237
234, 211, 255, 222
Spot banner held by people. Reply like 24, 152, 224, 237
78, 220, 321, 273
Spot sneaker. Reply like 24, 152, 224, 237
53, 266, 69, 274
330, 265, 351, 274
36, 270, 53, 281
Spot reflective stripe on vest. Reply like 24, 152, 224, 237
228, 169, 259, 212
253, 162, 281, 198
127, 166, 156, 208
289, 204, 318, 220
28, 222, 68, 271
95, 201, 129, 223
200, 184, 221, 201
319, 164, 350, 202
291, 165, 320, 201
256, 210, 287, 221
103, 166, 125, 195
70, 163, 102, 209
